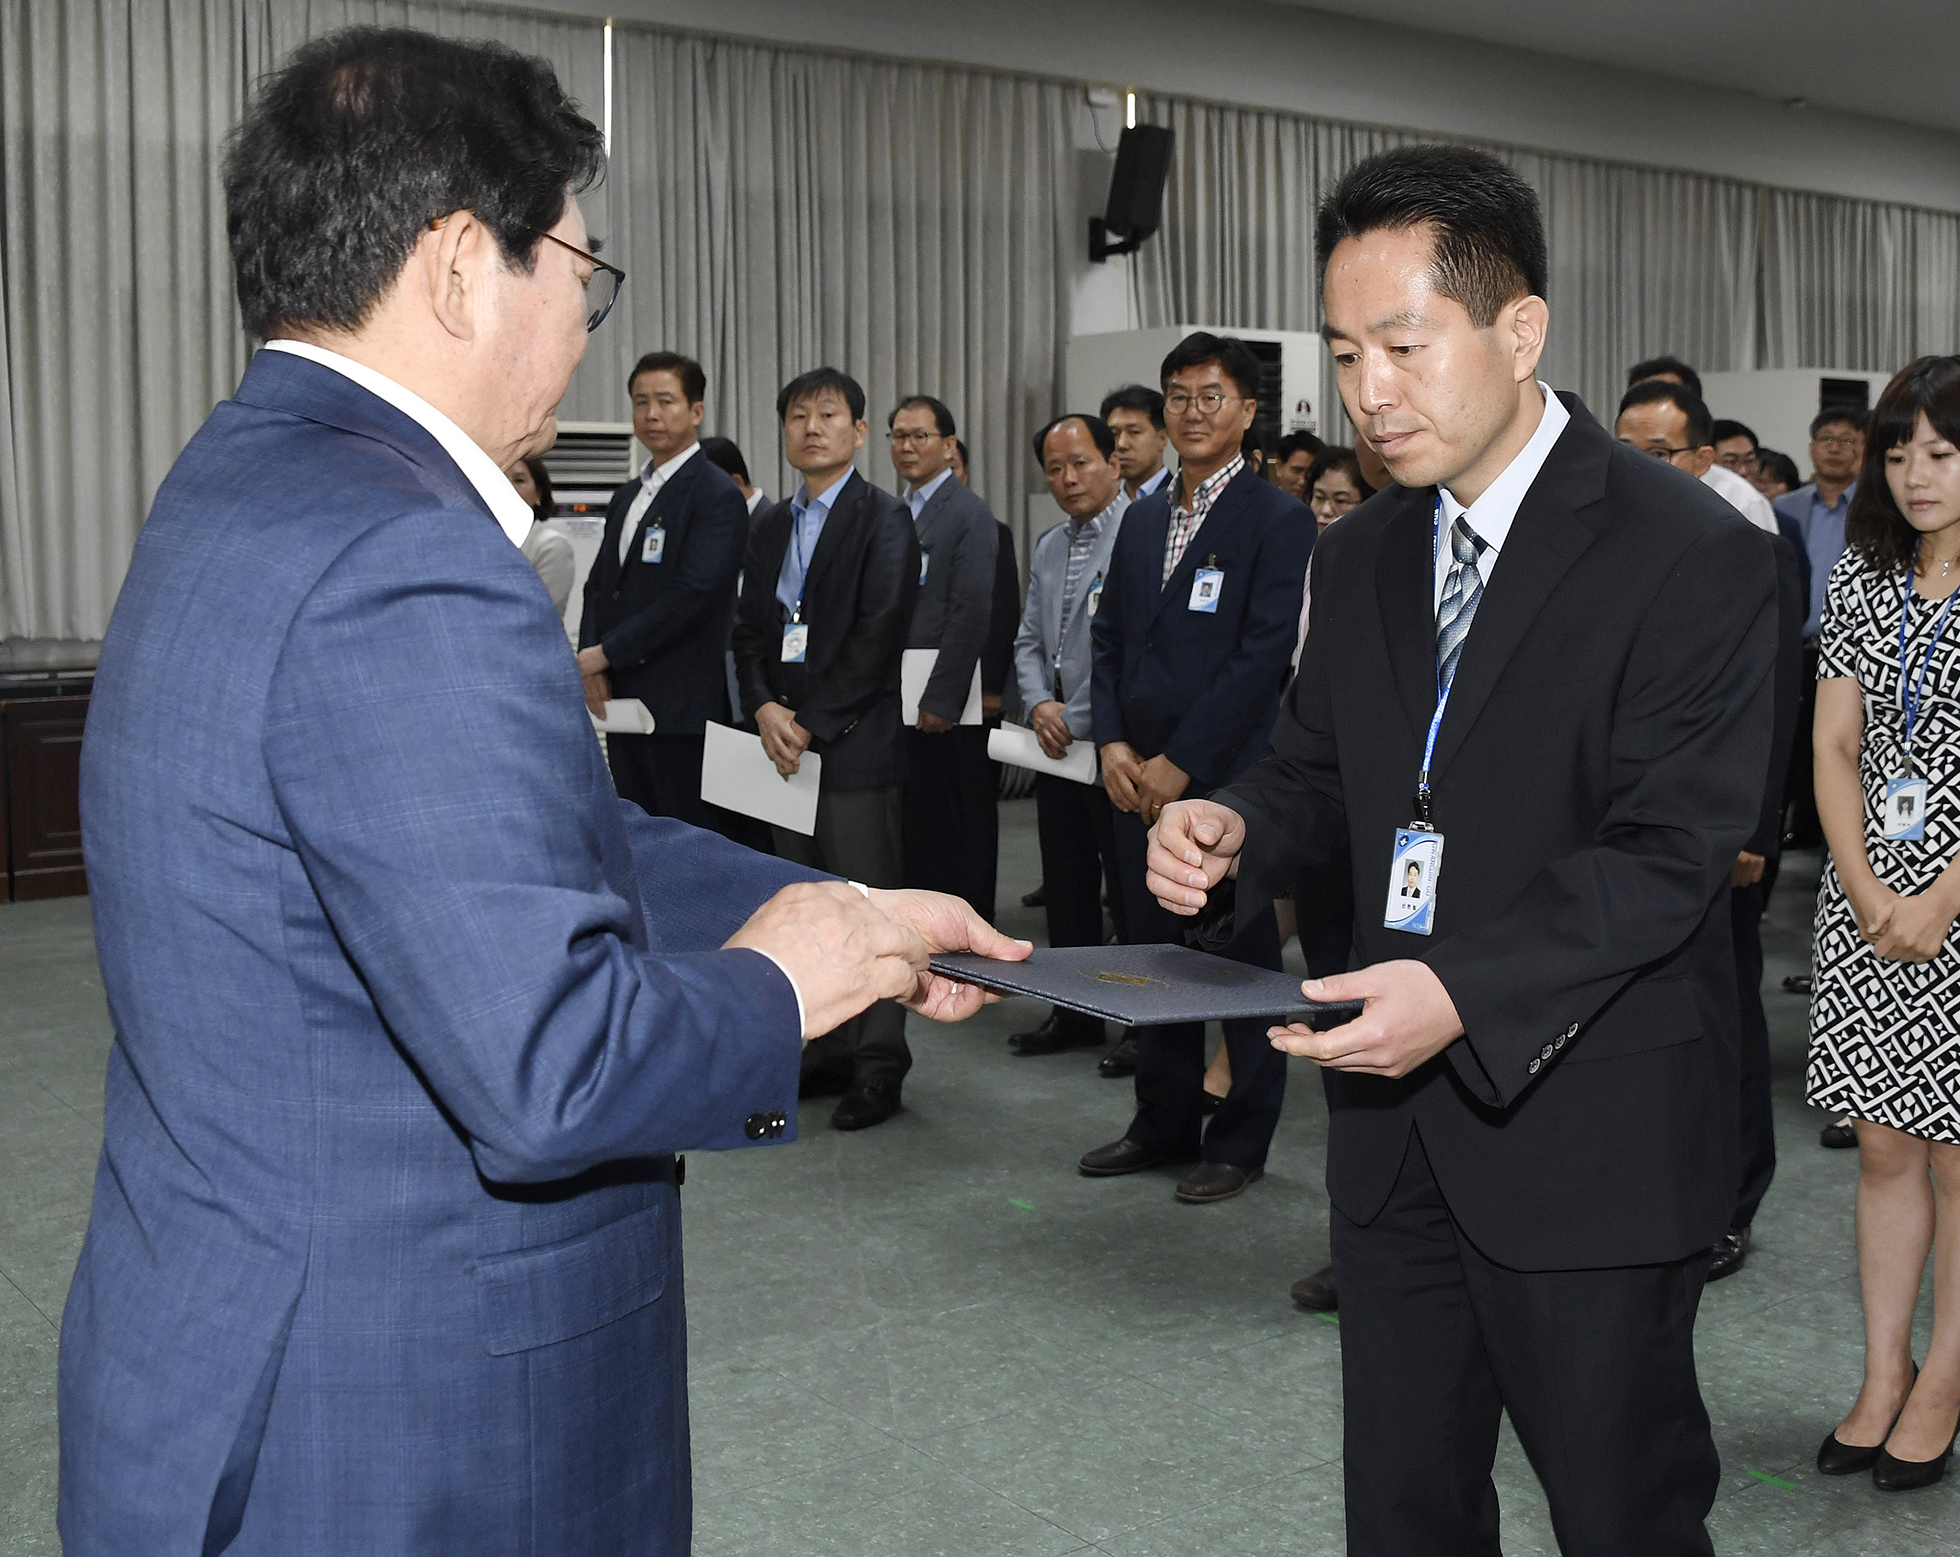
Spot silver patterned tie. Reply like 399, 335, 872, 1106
1436, 517, 1488, 689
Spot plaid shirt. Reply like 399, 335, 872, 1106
1163, 456, 1243, 584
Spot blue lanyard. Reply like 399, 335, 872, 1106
1897, 546, 1960, 773
1416, 498, 1462, 827
788, 496, 822, 622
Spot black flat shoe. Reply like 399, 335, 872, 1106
1078, 1137, 1194, 1176
1174, 1162, 1262, 1204
830, 1082, 901, 1131
1290, 1265, 1338, 1312
1819, 1117, 1857, 1149
1010, 1010, 1107, 1055
1097, 1035, 1139, 1078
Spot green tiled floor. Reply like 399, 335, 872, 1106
2, 809, 1952, 1554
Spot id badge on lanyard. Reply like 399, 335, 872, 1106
1386, 500, 1455, 935
1890, 563, 1960, 843
642, 524, 666, 564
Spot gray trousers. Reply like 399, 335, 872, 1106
771, 784, 910, 1088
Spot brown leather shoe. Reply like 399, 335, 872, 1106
1173, 1162, 1262, 1204
1290, 1265, 1338, 1311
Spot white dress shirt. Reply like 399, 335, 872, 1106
261, 339, 535, 548
619, 442, 702, 565
1700, 461, 1779, 535
1434, 383, 1571, 610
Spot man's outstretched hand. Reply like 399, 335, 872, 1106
1267, 960, 1464, 1077
867, 888, 1033, 1021
1145, 799, 1246, 916
725, 882, 928, 1039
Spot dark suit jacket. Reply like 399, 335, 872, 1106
1748, 535, 1806, 860
907, 477, 999, 721
732, 471, 919, 790
579, 448, 749, 734
1090, 467, 1314, 790
983, 520, 1020, 705
1213, 398, 1778, 1272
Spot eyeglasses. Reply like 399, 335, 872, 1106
1813, 433, 1862, 450
887, 429, 947, 446
1164, 390, 1245, 416
528, 227, 625, 333
1635, 444, 1696, 462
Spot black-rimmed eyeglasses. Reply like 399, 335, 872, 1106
529, 227, 625, 333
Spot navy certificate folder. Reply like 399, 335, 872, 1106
928, 944, 1364, 1029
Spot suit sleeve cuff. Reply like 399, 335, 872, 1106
751, 950, 808, 1037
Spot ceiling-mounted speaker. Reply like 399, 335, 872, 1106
1091, 124, 1174, 263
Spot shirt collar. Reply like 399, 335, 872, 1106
1137, 465, 1170, 498
1176, 456, 1244, 516
792, 468, 853, 520
907, 466, 955, 512
640, 441, 701, 488
1075, 489, 1129, 536
261, 339, 534, 548
1436, 383, 1569, 556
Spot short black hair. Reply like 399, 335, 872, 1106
1617, 379, 1714, 448
1159, 332, 1263, 403
1626, 356, 1704, 400
225, 27, 604, 339
630, 352, 706, 405
1304, 445, 1376, 501
1710, 419, 1757, 449
1849, 356, 1960, 574
776, 367, 866, 423
1315, 145, 1547, 329
1811, 406, 1868, 438
1275, 431, 1325, 463
699, 435, 749, 485
517, 454, 554, 518
1032, 414, 1117, 464
1756, 449, 1801, 491
1240, 421, 1264, 457
1100, 384, 1166, 430
889, 395, 956, 438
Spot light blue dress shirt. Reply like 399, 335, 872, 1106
1774, 481, 1856, 638
774, 469, 853, 616
905, 465, 954, 522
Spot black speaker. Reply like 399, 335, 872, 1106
1091, 124, 1174, 262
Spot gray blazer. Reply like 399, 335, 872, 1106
907, 474, 1000, 722
1013, 492, 1129, 740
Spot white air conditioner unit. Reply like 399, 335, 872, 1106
542, 421, 637, 512
1065, 326, 1322, 462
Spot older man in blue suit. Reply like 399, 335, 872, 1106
59, 29, 1022, 1557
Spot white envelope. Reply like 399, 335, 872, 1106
987, 721, 1099, 785
591, 698, 656, 735
900, 649, 982, 726
699, 721, 822, 836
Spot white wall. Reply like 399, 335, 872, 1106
519, 0, 1960, 213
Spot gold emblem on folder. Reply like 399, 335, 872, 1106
1096, 971, 1152, 986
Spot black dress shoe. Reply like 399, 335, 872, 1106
1290, 1265, 1338, 1311
1098, 1034, 1139, 1078
1078, 1137, 1194, 1176
830, 1082, 901, 1131
1874, 1422, 1957, 1491
1820, 1117, 1858, 1149
1707, 1227, 1749, 1281
1021, 883, 1048, 908
1174, 1162, 1262, 1203
1010, 1010, 1106, 1055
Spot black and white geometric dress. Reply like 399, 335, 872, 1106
1807, 548, 1960, 1145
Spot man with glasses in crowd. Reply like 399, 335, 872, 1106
1079, 331, 1313, 1203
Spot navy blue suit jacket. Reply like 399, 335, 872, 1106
61, 350, 820, 1555
1090, 467, 1314, 790
580, 448, 749, 732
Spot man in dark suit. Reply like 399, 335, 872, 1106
1149, 146, 1777, 1555
734, 368, 921, 1131
888, 396, 1000, 919
1080, 331, 1315, 1205
577, 351, 748, 834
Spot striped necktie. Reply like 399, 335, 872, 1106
1436, 517, 1489, 690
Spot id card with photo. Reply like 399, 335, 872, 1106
1188, 566, 1224, 614
781, 622, 809, 664
642, 524, 666, 564
1883, 774, 1928, 841
1383, 827, 1444, 936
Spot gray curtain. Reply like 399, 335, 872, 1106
1133, 92, 1960, 444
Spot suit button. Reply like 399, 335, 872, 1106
743, 1113, 768, 1140
769, 1113, 788, 1138
1527, 1057, 1542, 1076
1146, 639, 1156, 651
1566, 1023, 1579, 1038
1554, 1034, 1567, 1050
1540, 1043, 1554, 1061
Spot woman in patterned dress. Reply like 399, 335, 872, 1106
1809, 356, 1960, 1491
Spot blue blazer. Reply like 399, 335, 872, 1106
61, 350, 821, 1555
1090, 468, 1314, 790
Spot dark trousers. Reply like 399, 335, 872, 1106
607, 730, 750, 843
901, 725, 998, 920
1111, 806, 1287, 1170
1784, 640, 1821, 842
772, 785, 909, 1089
1335, 1130, 1718, 1557
1034, 773, 1125, 951
1731, 878, 1778, 1231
